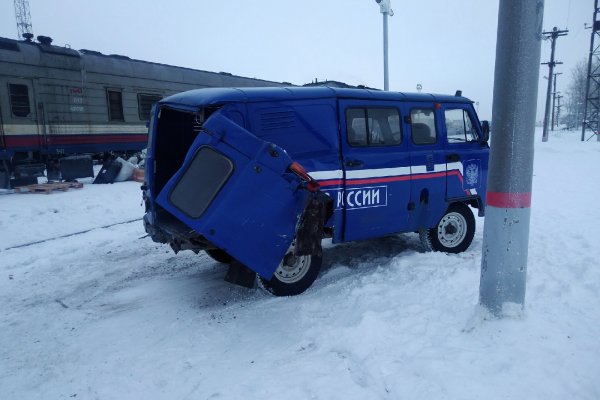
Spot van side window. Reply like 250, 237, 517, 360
107, 89, 124, 121
445, 108, 478, 142
411, 108, 437, 145
8, 84, 31, 117
346, 107, 401, 147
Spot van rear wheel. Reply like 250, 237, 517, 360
421, 203, 475, 253
258, 250, 322, 296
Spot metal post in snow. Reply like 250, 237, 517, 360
383, 12, 389, 91
479, 0, 545, 316
376, 0, 393, 91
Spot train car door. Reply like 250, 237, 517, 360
404, 103, 448, 231
338, 99, 412, 242
0, 77, 41, 154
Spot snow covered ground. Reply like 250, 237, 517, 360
1, 130, 599, 399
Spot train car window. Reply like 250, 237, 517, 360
8, 84, 31, 117
107, 90, 124, 121
138, 94, 162, 120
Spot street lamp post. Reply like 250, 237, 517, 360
375, 0, 393, 91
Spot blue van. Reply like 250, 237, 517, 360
142, 87, 489, 295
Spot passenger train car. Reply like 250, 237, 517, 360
0, 35, 284, 182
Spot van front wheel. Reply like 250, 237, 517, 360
258, 251, 322, 296
421, 203, 475, 253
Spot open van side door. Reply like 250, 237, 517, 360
155, 109, 311, 279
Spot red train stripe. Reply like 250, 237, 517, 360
4, 134, 147, 147
3, 136, 41, 147
48, 134, 147, 145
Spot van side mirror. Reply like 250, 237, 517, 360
481, 120, 490, 143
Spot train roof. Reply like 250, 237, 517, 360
0, 36, 285, 86
161, 87, 474, 107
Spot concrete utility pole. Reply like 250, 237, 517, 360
375, 0, 393, 91
541, 27, 568, 142
479, 0, 545, 317
551, 72, 562, 130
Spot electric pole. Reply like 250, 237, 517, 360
541, 27, 568, 142
479, 0, 544, 317
13, 0, 33, 39
551, 72, 562, 130
556, 94, 563, 128
582, 0, 600, 142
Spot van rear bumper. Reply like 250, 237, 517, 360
143, 211, 212, 252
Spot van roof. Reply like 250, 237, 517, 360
162, 86, 473, 107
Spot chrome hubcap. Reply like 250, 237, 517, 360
437, 212, 467, 248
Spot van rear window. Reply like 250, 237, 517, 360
346, 107, 401, 147
168, 147, 234, 219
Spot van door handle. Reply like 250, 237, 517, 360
345, 159, 364, 168
447, 153, 460, 162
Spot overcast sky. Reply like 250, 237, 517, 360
0, 0, 591, 120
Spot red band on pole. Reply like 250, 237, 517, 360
487, 192, 532, 208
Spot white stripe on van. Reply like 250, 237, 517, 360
308, 170, 343, 180
346, 166, 412, 179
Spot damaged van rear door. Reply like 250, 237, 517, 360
155, 108, 312, 279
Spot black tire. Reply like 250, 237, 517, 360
258, 251, 322, 296
422, 203, 475, 253
205, 248, 233, 264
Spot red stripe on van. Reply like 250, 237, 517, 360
318, 169, 456, 187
